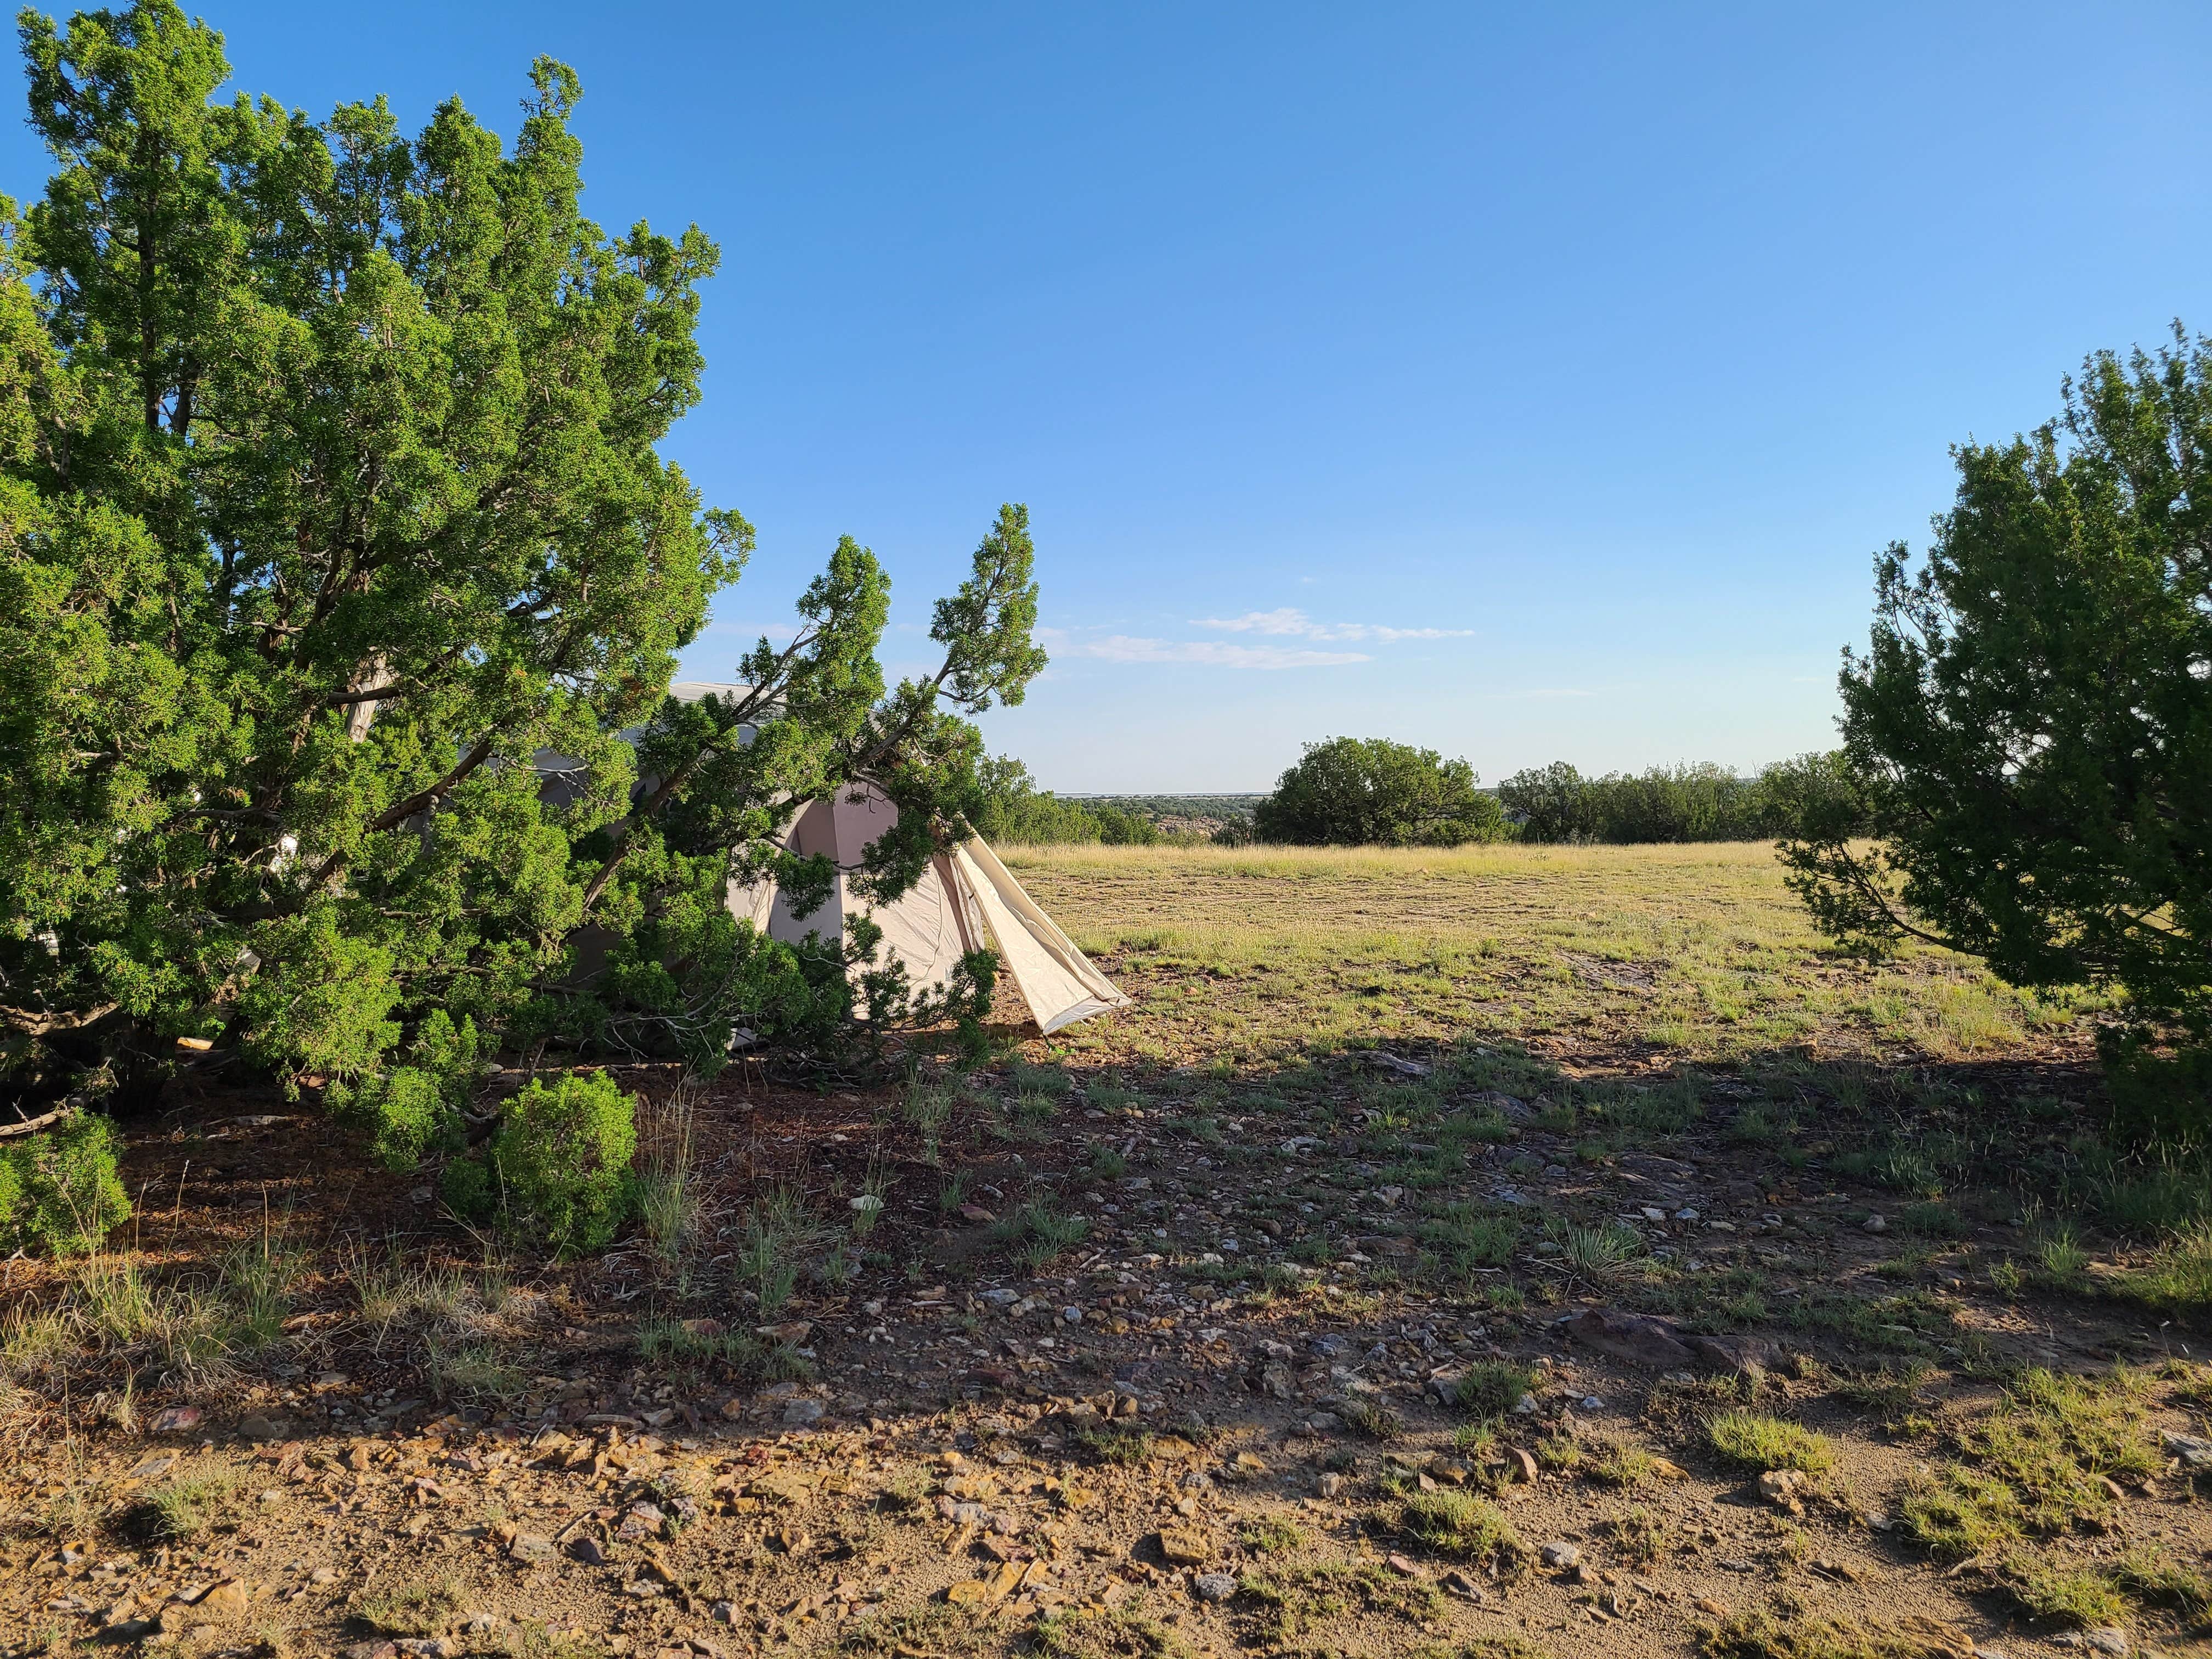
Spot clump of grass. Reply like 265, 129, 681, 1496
1237, 1564, 1443, 1644
1700, 1611, 1959, 1658
2109, 1222, 2212, 1311
1706, 1410, 1836, 1475
737, 1184, 826, 1316
1082, 1141, 1130, 1182
352, 1577, 466, 1638
1238, 1517, 1305, 1554
1387, 1486, 1521, 1564
1075, 1424, 1156, 1465
1550, 1217, 1644, 1284
1898, 1464, 2021, 1562
421, 1333, 522, 1401
1584, 1440, 1662, 1488
134, 1466, 243, 1542
1345, 1399, 1404, 1441
1420, 1203, 1520, 1279
991, 1195, 1090, 1270
2000, 1556, 2126, 1628
1966, 1367, 2154, 1533
1605, 1505, 1667, 1566
1454, 1359, 1537, 1423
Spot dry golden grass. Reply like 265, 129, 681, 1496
1001, 841, 2100, 1068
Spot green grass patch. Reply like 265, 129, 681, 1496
1705, 1410, 1836, 1475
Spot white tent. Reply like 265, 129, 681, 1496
729, 783, 1130, 1036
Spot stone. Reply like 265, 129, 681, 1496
1864, 1214, 1887, 1233
1440, 1568, 1488, 1602
755, 1321, 812, 1345
1384, 1553, 1423, 1577
200, 1580, 251, 1617
394, 1641, 454, 1658
128, 1452, 179, 1480
616, 1503, 666, 1543
782, 1398, 825, 1426
710, 1601, 738, 1624
1193, 1572, 1237, 1602
1694, 1596, 1732, 1618
1315, 1472, 1345, 1498
344, 1645, 400, 1659
2083, 1632, 2131, 1657
508, 1534, 556, 1565
1539, 1542, 1581, 1570
2162, 1430, 2212, 1467
570, 1536, 608, 1566
1259, 1363, 1294, 1400
1504, 1446, 1540, 1484
1562, 1308, 1696, 1369
236, 1414, 284, 1442
1757, 1470, 1801, 1503
150, 1406, 201, 1434
1155, 1527, 1212, 1566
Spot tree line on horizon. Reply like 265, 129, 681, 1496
975, 741, 1866, 849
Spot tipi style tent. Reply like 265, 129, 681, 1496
659, 685, 1130, 1037
729, 782, 1130, 1036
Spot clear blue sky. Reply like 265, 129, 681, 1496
8, 4, 2207, 791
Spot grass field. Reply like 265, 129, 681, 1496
1002, 841, 2104, 1070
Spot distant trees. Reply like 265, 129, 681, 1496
1784, 333, 2212, 1126
1500, 755, 1866, 844
1254, 737, 1508, 847
968, 758, 1163, 845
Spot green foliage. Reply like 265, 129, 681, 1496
1705, 1410, 1836, 1475
0, 4, 1049, 1155
1784, 330, 2212, 1122
1254, 736, 1507, 847
1499, 754, 1863, 844
970, 757, 1164, 845
0, 1110, 129, 1255
466, 1070, 637, 1256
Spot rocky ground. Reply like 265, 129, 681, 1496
5, 1040, 2211, 1659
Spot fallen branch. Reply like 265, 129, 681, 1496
0, 1102, 80, 1139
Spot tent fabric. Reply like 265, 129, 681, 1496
726, 793, 1128, 1035
953, 840, 1130, 1034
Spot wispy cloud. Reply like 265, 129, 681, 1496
1065, 633, 1369, 670
1192, 607, 1474, 643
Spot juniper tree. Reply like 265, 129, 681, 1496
1784, 331, 2212, 1124
0, 2, 1044, 1163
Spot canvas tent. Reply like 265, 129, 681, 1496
729, 785, 1128, 1036
660, 684, 1128, 1037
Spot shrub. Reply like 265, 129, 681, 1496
1254, 737, 1507, 847
475, 1070, 637, 1256
1, 1111, 129, 1256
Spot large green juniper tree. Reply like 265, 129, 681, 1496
1785, 331, 2212, 1123
0, 2, 1043, 1167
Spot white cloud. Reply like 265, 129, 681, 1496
1192, 607, 1474, 643
1068, 633, 1370, 670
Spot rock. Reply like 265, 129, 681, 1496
959, 1204, 998, 1224
1155, 1527, 1212, 1566
1440, 1568, 1488, 1602
570, 1536, 607, 1566
200, 1579, 251, 1617
309, 1568, 338, 1587
1757, 1470, 1801, 1502
1684, 1332, 1774, 1377
151, 1405, 201, 1433
755, 1321, 812, 1345
128, 1452, 179, 1480
1193, 1572, 1237, 1602
2083, 1631, 2130, 1657
1512, 1391, 1539, 1415
1316, 1472, 1345, 1498
1258, 1363, 1294, 1400
394, 1641, 454, 1658
1384, 1553, 1423, 1577
343, 1644, 399, 1659
1062, 1306, 1084, 1324
2162, 1430, 2212, 1467
1864, 1214, 1887, 1233
1694, 1596, 1732, 1618
981, 1288, 1020, 1306
781, 1398, 825, 1426
1538, 1541, 1581, 1570
1562, 1308, 1696, 1369
616, 1503, 666, 1543
710, 1601, 738, 1624
1504, 1446, 1540, 1484
99, 1596, 138, 1627
508, 1533, 556, 1564
236, 1414, 284, 1442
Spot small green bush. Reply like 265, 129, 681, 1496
475, 1070, 637, 1256
1, 1111, 130, 1256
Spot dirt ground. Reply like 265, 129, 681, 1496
5, 846, 2211, 1659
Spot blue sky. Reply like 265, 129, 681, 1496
7, 3, 2208, 791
